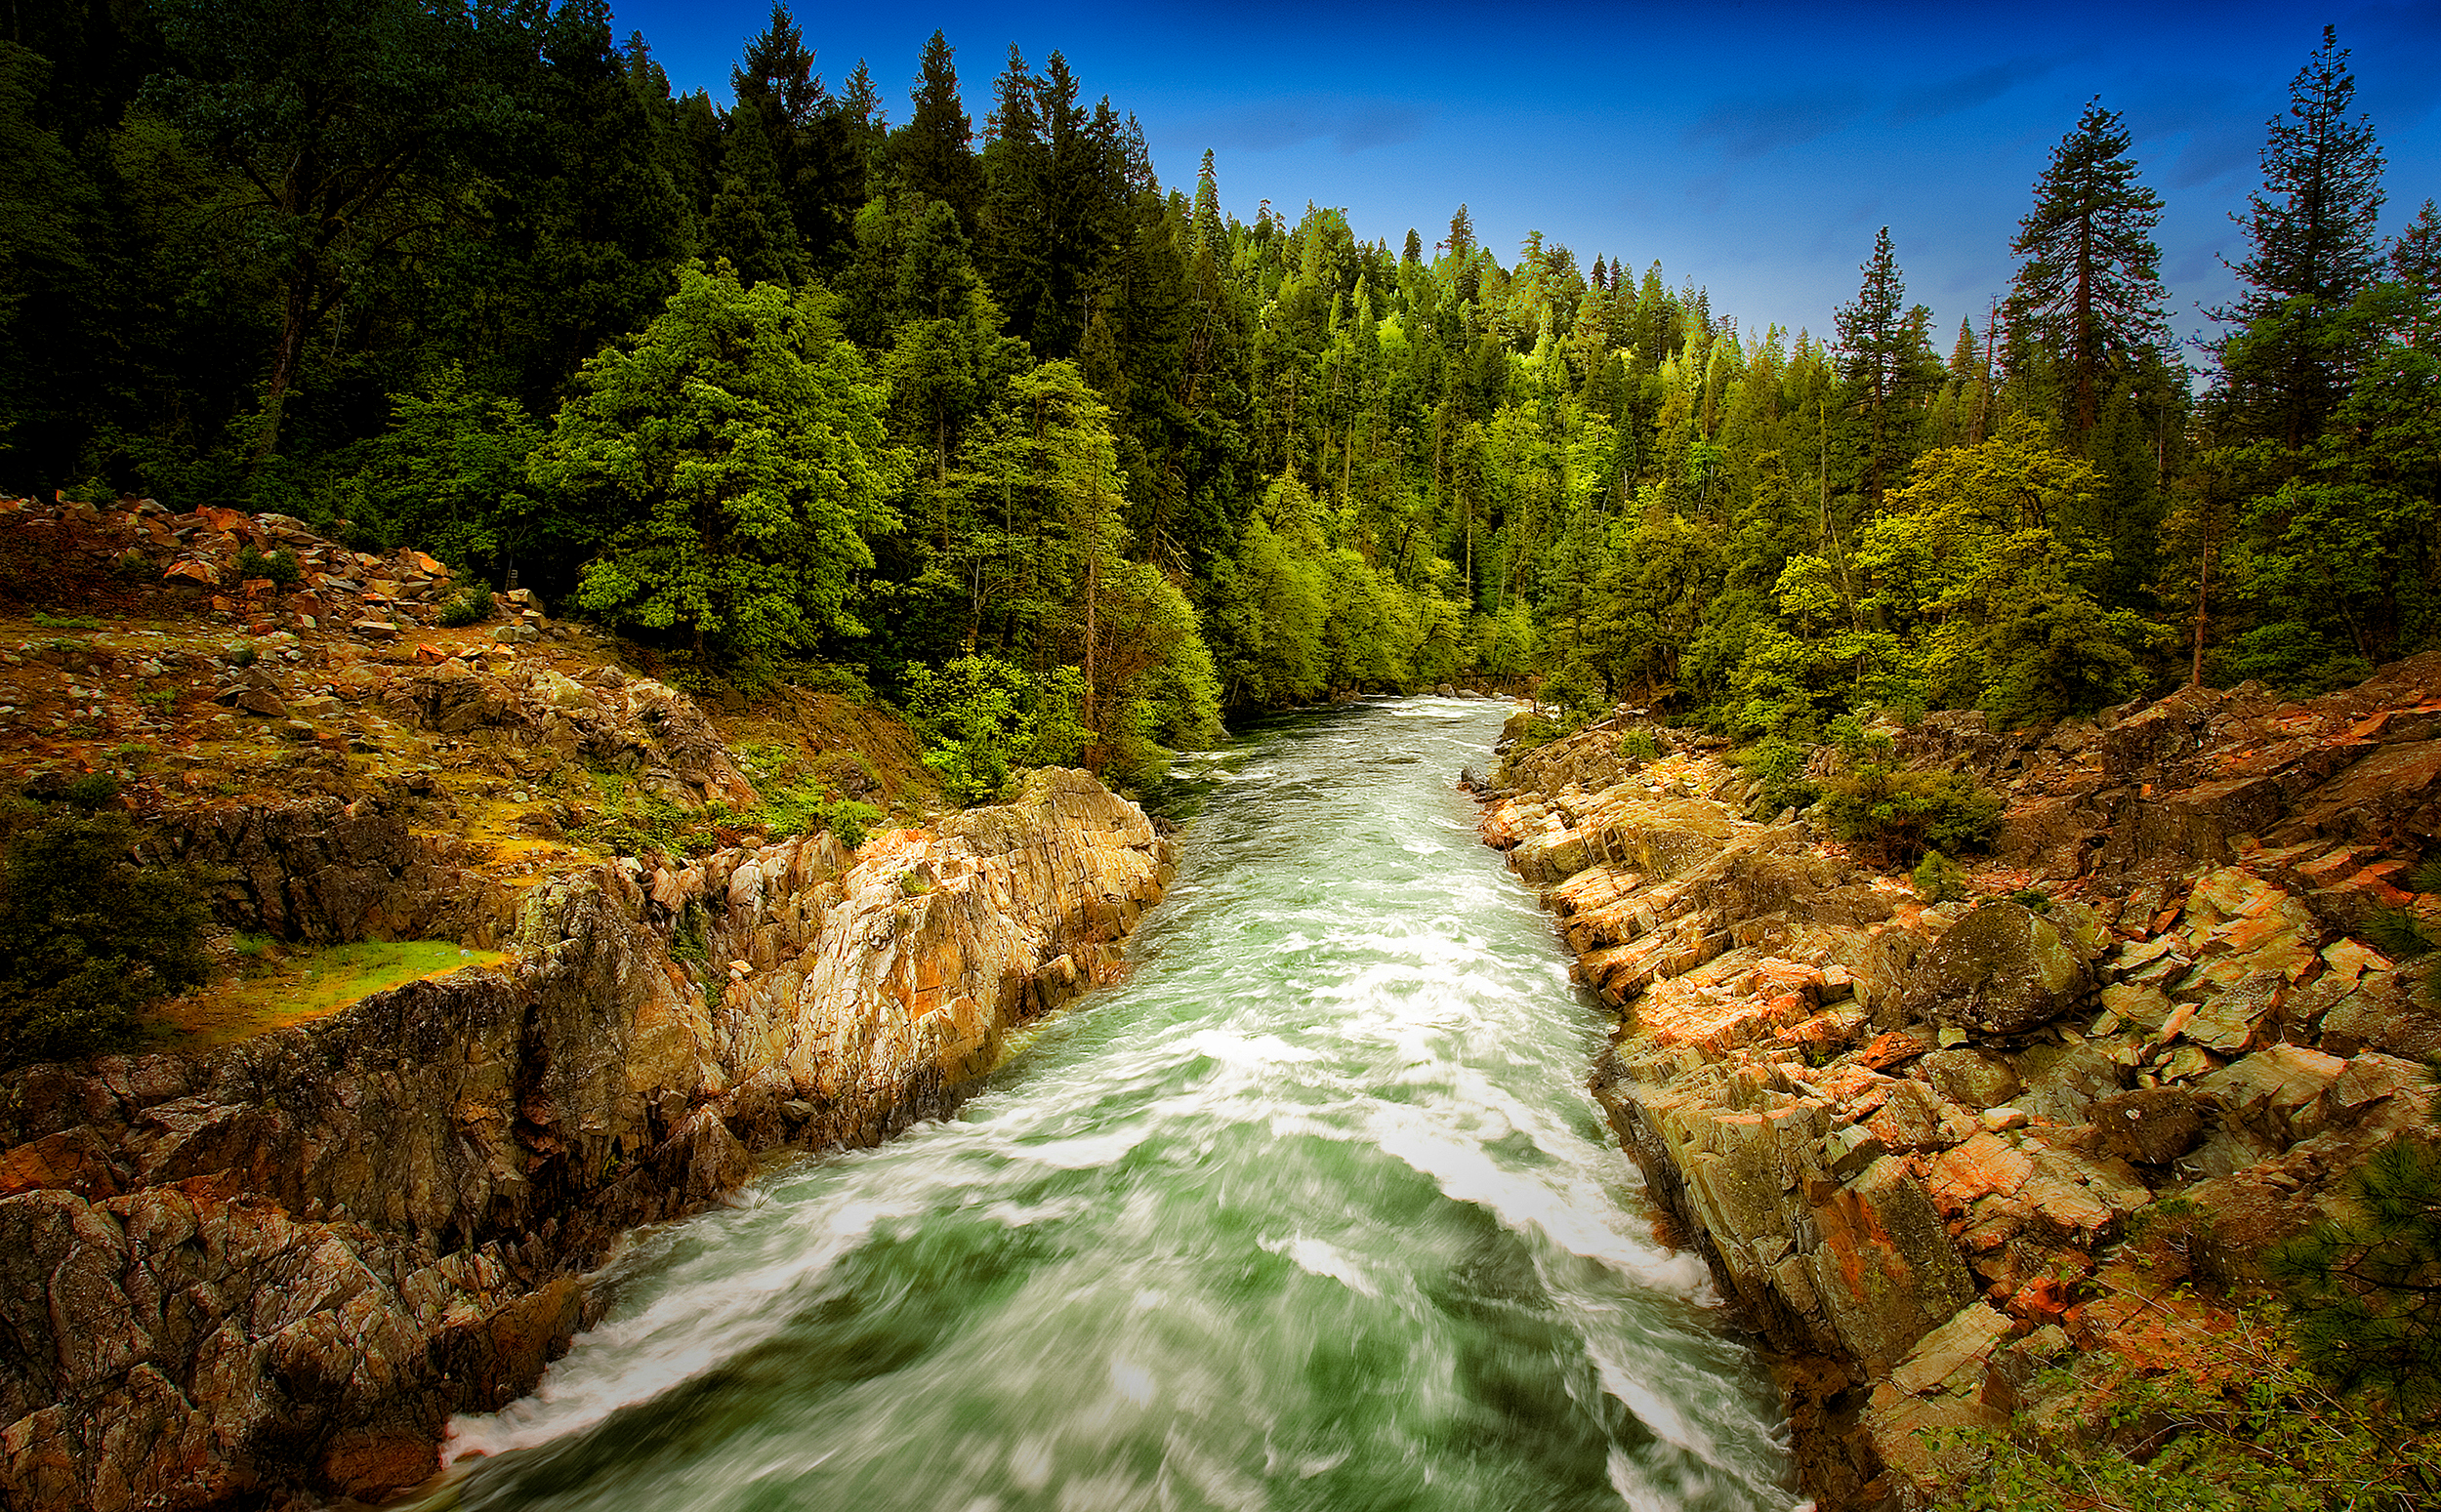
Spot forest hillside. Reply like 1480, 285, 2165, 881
0, 4, 2433, 789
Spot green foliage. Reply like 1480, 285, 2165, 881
538, 263, 907, 659
825, 800, 882, 851
235, 545, 301, 588
569, 782, 702, 858
227, 641, 259, 668
1618, 728, 1661, 762
1912, 849, 1967, 904
62, 772, 121, 810
668, 899, 709, 963
1940, 1299, 2441, 1512
0, 813, 211, 1070
904, 654, 1086, 806
348, 368, 550, 580
2270, 1138, 2441, 1415
735, 742, 884, 851
1828, 713, 1894, 765
1844, 418, 2168, 728
436, 583, 496, 629
1821, 762, 2007, 866
32, 612, 100, 630
2005, 886, 2052, 913
1732, 737, 1818, 819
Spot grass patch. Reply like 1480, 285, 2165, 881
159, 938, 512, 1048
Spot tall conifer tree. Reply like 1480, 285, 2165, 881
2213, 25, 2387, 446
2007, 99, 2169, 441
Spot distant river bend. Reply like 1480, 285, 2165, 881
426, 697, 1800, 1512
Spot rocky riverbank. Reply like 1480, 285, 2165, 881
0, 496, 1178, 1510
1470, 658, 2441, 1508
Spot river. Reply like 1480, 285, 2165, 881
425, 696, 1799, 1511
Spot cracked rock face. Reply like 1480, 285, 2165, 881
0, 768, 1171, 1511
1471, 673, 2441, 1511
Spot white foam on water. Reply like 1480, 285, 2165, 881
443, 1192, 917, 1459
430, 696, 1800, 1510
1259, 1232, 1384, 1297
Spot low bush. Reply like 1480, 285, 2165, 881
436, 583, 496, 628
906, 655, 1089, 806
234, 545, 301, 588
0, 812, 212, 1069
1731, 736, 1818, 819
1941, 1298, 2441, 1511
1820, 762, 2005, 866
1912, 849, 1966, 904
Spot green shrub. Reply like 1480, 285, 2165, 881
234, 545, 301, 588
827, 800, 880, 851
1732, 736, 1818, 819
1828, 712, 1894, 765
570, 787, 699, 857
0, 813, 211, 1069
1820, 763, 2005, 867
62, 773, 121, 810
2362, 862, 2441, 1008
228, 640, 259, 668
1618, 728, 1662, 762
2005, 886, 2052, 913
906, 655, 1089, 806
669, 899, 709, 962
1913, 849, 1966, 904
436, 583, 496, 628
1941, 1298, 2441, 1512
32, 612, 101, 631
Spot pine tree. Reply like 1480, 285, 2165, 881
1836, 225, 1933, 508
1440, 203, 1475, 262
2007, 98, 2170, 441
704, 101, 809, 288
730, 3, 820, 129
2388, 199, 2441, 348
2213, 25, 2387, 447
891, 30, 982, 234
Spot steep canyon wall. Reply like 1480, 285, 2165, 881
0, 769, 1172, 1510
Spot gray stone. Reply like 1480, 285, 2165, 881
1903, 901, 2095, 1036
2088, 1087, 2207, 1166
1919, 1047, 2021, 1110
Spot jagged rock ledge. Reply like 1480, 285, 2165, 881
1470, 656, 2441, 1509
0, 768, 1173, 1511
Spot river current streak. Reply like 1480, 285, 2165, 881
431, 697, 1798, 1512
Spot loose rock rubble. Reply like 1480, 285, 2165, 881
1472, 657, 2441, 1509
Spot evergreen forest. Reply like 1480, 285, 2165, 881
3, 3, 2435, 790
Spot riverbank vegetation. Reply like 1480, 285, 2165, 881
1, 9, 2433, 795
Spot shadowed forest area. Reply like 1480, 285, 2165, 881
1, 3, 2434, 786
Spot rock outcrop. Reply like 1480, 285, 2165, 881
1474, 661, 2441, 1509
0, 768, 1172, 1511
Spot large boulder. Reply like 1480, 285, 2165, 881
1902, 901, 2094, 1035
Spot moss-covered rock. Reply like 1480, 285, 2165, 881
1903, 900, 2094, 1035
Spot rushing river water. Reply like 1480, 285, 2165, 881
428, 697, 1798, 1512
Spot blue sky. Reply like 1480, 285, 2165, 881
608, 0, 2441, 353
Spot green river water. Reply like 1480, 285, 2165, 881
426, 696, 1800, 1511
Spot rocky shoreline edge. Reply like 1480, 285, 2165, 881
1468, 658, 2441, 1508
0, 766, 1173, 1511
